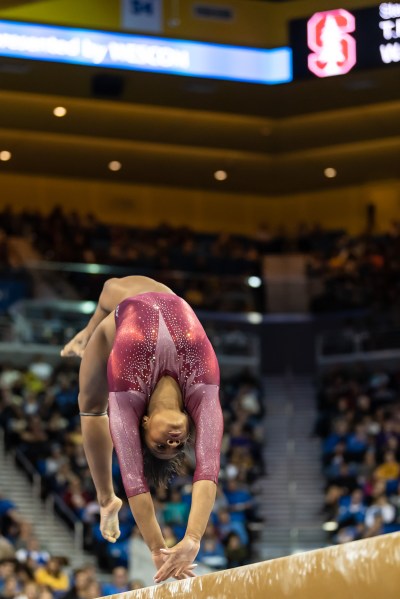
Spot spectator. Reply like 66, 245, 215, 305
216, 509, 248, 545
197, 537, 226, 570
15, 538, 50, 568
0, 575, 19, 599
84, 580, 101, 599
224, 533, 248, 569
162, 490, 189, 529
374, 450, 400, 481
100, 567, 129, 596
62, 569, 92, 599
224, 479, 254, 524
35, 557, 69, 593
364, 495, 396, 532
15, 581, 40, 599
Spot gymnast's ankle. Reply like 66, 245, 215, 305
98, 493, 118, 508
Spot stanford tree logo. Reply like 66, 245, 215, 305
307, 9, 357, 77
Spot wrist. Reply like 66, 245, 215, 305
185, 532, 201, 544
150, 543, 167, 554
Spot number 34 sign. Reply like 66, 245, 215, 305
307, 9, 357, 77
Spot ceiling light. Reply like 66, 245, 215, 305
0, 151, 11, 161
108, 160, 122, 172
247, 312, 263, 325
248, 276, 262, 288
53, 106, 67, 117
324, 167, 337, 179
214, 170, 227, 181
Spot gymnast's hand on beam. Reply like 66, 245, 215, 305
61, 328, 90, 358
154, 536, 200, 583
152, 548, 197, 582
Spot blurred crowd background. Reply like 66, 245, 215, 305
0, 0, 399, 596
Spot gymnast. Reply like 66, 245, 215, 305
61, 276, 223, 583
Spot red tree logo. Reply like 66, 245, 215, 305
307, 9, 357, 78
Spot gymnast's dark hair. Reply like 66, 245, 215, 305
140, 419, 195, 489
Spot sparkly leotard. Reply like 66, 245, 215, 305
107, 292, 223, 498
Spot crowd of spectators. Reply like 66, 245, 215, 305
0, 358, 265, 578
0, 205, 266, 313
4, 203, 400, 317
307, 221, 400, 317
0, 490, 143, 599
316, 365, 400, 544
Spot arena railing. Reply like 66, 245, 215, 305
316, 326, 400, 368
26, 258, 262, 311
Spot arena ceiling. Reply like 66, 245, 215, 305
0, 54, 398, 196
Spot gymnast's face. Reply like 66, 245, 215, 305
142, 410, 189, 459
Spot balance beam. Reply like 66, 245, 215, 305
100, 532, 400, 598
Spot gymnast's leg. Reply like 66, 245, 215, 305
78, 326, 122, 543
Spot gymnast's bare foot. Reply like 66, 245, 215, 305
99, 495, 123, 543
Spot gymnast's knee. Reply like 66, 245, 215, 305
78, 392, 107, 414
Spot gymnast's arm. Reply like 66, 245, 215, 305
61, 275, 173, 357
155, 385, 224, 582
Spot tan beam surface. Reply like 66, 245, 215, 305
100, 532, 400, 599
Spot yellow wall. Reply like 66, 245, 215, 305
1, 172, 399, 235
0, 0, 382, 47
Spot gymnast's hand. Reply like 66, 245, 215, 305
154, 536, 200, 583
152, 548, 197, 582
61, 328, 90, 358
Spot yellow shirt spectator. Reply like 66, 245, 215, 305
35, 558, 69, 591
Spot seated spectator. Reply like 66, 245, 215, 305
224, 479, 254, 524
15, 581, 40, 599
15, 538, 50, 568
0, 559, 17, 594
224, 533, 248, 569
28, 358, 53, 384
84, 580, 102, 599
19, 416, 48, 461
62, 478, 92, 519
364, 495, 396, 532
336, 489, 366, 528
198, 536, 227, 570
162, 490, 189, 528
374, 450, 400, 482
101, 566, 129, 596
62, 568, 92, 599
35, 557, 69, 592
346, 424, 369, 459
1, 574, 19, 599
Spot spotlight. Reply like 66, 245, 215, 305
248, 276, 262, 288
53, 106, 67, 117
247, 312, 263, 325
108, 161, 122, 172
214, 170, 227, 181
0, 151, 12, 161
324, 167, 337, 179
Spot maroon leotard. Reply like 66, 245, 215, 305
107, 292, 223, 497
